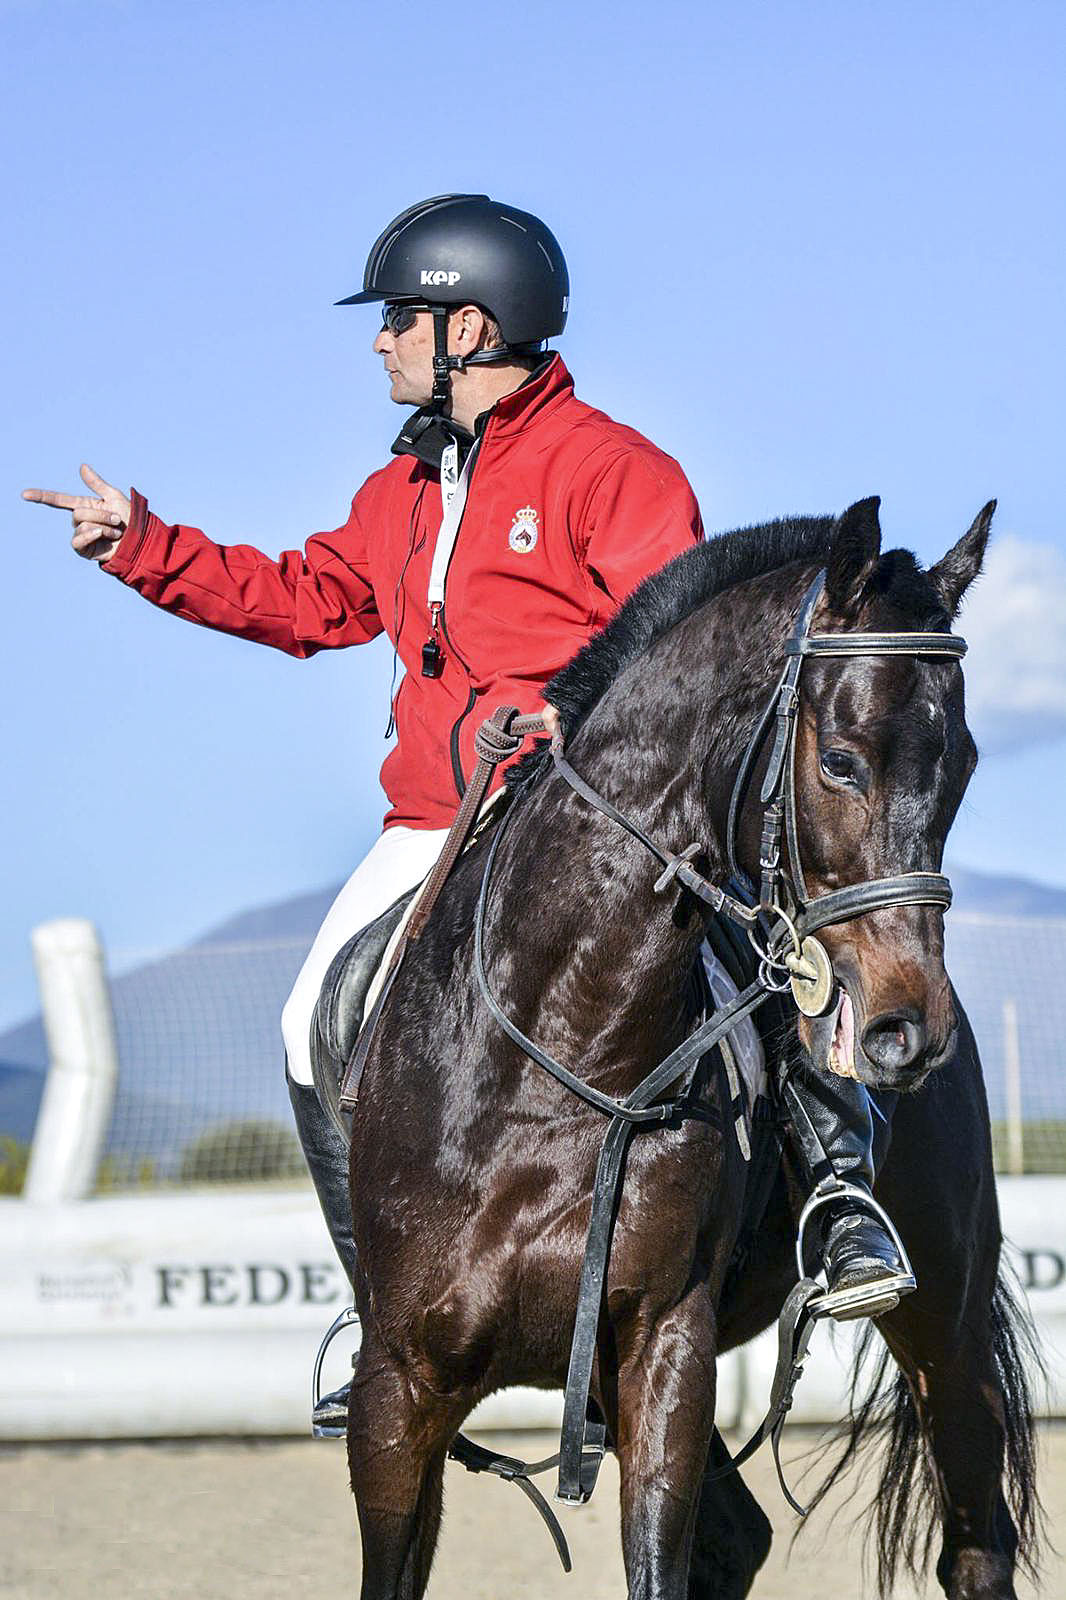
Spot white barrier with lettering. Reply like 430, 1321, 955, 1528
1, 1178, 1061, 1440
0, 1189, 732, 1439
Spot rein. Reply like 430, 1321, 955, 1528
468, 566, 968, 1515
475, 801, 764, 1128
337, 564, 969, 1552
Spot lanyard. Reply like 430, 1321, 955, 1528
428, 435, 481, 614
422, 434, 481, 677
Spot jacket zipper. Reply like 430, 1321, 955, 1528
448, 679, 478, 799
440, 606, 476, 798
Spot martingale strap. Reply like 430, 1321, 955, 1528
472, 573, 970, 1507
477, 817, 773, 1501
346, 567, 971, 1542
465, 736, 792, 1505
554, 978, 772, 1503
445, 1414, 610, 1572
473, 783, 775, 1502
446, 1433, 576, 1573
551, 749, 757, 924
475, 806, 761, 1129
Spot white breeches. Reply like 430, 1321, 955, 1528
281, 826, 766, 1102
282, 826, 450, 1085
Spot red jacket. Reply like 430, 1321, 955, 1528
105, 357, 702, 829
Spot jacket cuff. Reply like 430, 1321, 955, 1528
101, 488, 151, 578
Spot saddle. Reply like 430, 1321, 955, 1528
310, 888, 417, 1138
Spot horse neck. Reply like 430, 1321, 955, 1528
493, 567, 804, 1078
556, 563, 807, 866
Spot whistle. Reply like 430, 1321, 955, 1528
421, 636, 443, 678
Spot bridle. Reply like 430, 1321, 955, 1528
722, 569, 967, 1010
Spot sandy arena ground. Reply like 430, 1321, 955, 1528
2, 1426, 1062, 1599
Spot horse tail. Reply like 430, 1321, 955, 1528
987, 1266, 1044, 1581
802, 1264, 1044, 1597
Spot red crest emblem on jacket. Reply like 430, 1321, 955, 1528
508, 506, 539, 553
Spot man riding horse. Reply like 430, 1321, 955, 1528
24, 192, 912, 1435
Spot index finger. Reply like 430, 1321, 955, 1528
22, 488, 91, 511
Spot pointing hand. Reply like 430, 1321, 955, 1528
23, 464, 132, 563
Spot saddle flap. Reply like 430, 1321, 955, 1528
313, 890, 417, 1075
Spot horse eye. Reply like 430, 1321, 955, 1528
820, 748, 857, 783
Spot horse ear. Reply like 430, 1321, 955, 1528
824, 496, 882, 616
928, 500, 996, 617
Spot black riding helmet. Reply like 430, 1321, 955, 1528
336, 194, 569, 409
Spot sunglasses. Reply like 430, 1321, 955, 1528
380, 301, 432, 337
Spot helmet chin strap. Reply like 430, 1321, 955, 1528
430, 306, 459, 411
429, 305, 541, 412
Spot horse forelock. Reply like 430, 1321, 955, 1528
853, 548, 953, 634
508, 512, 952, 796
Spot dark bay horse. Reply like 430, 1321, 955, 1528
335, 497, 1039, 1599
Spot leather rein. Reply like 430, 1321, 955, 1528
337, 566, 968, 1555
467, 566, 967, 1513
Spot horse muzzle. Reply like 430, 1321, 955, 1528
804, 979, 957, 1093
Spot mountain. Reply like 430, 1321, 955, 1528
946, 864, 1066, 919
0, 1063, 47, 1145
2, 863, 1064, 1165
193, 885, 340, 944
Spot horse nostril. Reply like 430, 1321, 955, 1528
861, 1011, 926, 1071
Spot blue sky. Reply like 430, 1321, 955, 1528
3, 0, 1064, 1031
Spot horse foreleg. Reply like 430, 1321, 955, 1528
614, 1292, 718, 1600
346, 1332, 459, 1600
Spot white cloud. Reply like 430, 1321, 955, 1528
959, 535, 1066, 753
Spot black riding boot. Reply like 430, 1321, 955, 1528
784, 1070, 915, 1321
287, 1070, 358, 1436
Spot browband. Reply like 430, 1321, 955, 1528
786, 632, 967, 659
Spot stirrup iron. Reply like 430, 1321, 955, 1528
797, 1178, 916, 1321
311, 1304, 360, 1438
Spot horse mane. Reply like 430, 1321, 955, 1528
508, 510, 948, 794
